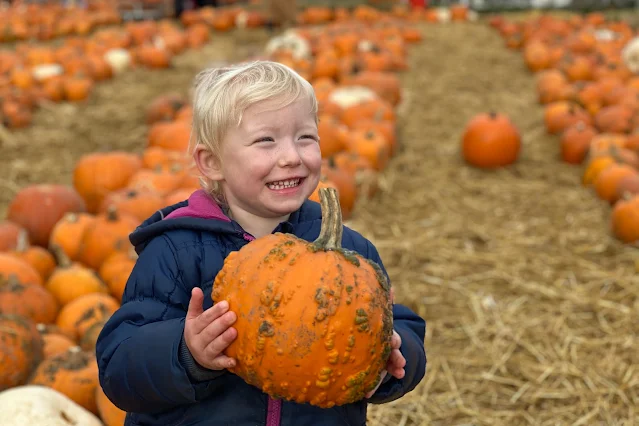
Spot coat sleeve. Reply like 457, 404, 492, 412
361, 239, 427, 404
95, 235, 226, 414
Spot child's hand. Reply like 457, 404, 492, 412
184, 287, 238, 370
365, 330, 406, 399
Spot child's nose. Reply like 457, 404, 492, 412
277, 140, 302, 167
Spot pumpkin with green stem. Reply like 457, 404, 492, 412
212, 188, 393, 408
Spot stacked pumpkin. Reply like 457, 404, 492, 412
0, 186, 130, 424
489, 13, 639, 245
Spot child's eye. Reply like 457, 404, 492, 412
254, 137, 274, 143
299, 135, 319, 142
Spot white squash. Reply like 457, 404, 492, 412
327, 86, 379, 110
103, 48, 131, 75
622, 37, 639, 74
31, 64, 64, 82
264, 30, 311, 60
0, 385, 103, 426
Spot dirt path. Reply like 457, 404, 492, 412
0, 29, 270, 218
355, 21, 638, 426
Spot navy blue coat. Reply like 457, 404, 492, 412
96, 194, 427, 426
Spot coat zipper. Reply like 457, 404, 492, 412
241, 231, 282, 426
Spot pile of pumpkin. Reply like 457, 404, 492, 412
0, 0, 121, 43
0, 6, 424, 424
482, 12, 639, 245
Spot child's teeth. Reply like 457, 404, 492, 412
268, 179, 300, 190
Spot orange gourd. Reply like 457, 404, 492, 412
212, 188, 393, 408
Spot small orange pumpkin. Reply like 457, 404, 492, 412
0, 314, 44, 391
462, 112, 521, 168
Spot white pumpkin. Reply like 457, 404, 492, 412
31, 64, 64, 82
103, 48, 131, 75
328, 86, 379, 110
622, 37, 639, 74
264, 30, 311, 60
0, 385, 103, 426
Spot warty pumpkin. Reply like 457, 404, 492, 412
28, 346, 100, 414
211, 187, 393, 408
0, 275, 59, 324
0, 314, 44, 391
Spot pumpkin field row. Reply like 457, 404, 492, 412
487, 12, 639, 246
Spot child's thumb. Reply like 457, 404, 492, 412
186, 287, 204, 320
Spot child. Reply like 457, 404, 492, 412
96, 61, 426, 426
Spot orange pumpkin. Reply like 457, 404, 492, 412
0, 314, 44, 391
96, 383, 127, 426
594, 164, 639, 204
48, 213, 96, 261
46, 246, 109, 306
99, 188, 166, 222
0, 253, 43, 287
36, 323, 77, 359
28, 346, 100, 414
611, 194, 639, 243
56, 293, 120, 341
6, 184, 87, 247
0, 275, 59, 324
146, 93, 188, 125
461, 112, 521, 168
73, 152, 143, 214
77, 207, 140, 270
99, 249, 137, 300
560, 122, 598, 165
10, 231, 56, 280
347, 128, 390, 171
211, 188, 393, 408
0, 221, 25, 252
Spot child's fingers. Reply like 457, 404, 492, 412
199, 309, 236, 343
204, 326, 238, 359
186, 288, 204, 321
389, 348, 406, 369
391, 331, 402, 349
192, 301, 230, 335
209, 354, 237, 370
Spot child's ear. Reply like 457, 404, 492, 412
193, 146, 224, 181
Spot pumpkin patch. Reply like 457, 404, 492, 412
0, 3, 638, 425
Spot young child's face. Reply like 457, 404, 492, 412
210, 95, 322, 219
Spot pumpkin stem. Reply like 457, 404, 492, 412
312, 187, 343, 251
50, 244, 72, 268
488, 111, 497, 119
106, 205, 119, 221
15, 229, 30, 252
0, 274, 21, 290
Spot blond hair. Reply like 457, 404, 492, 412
189, 60, 318, 205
